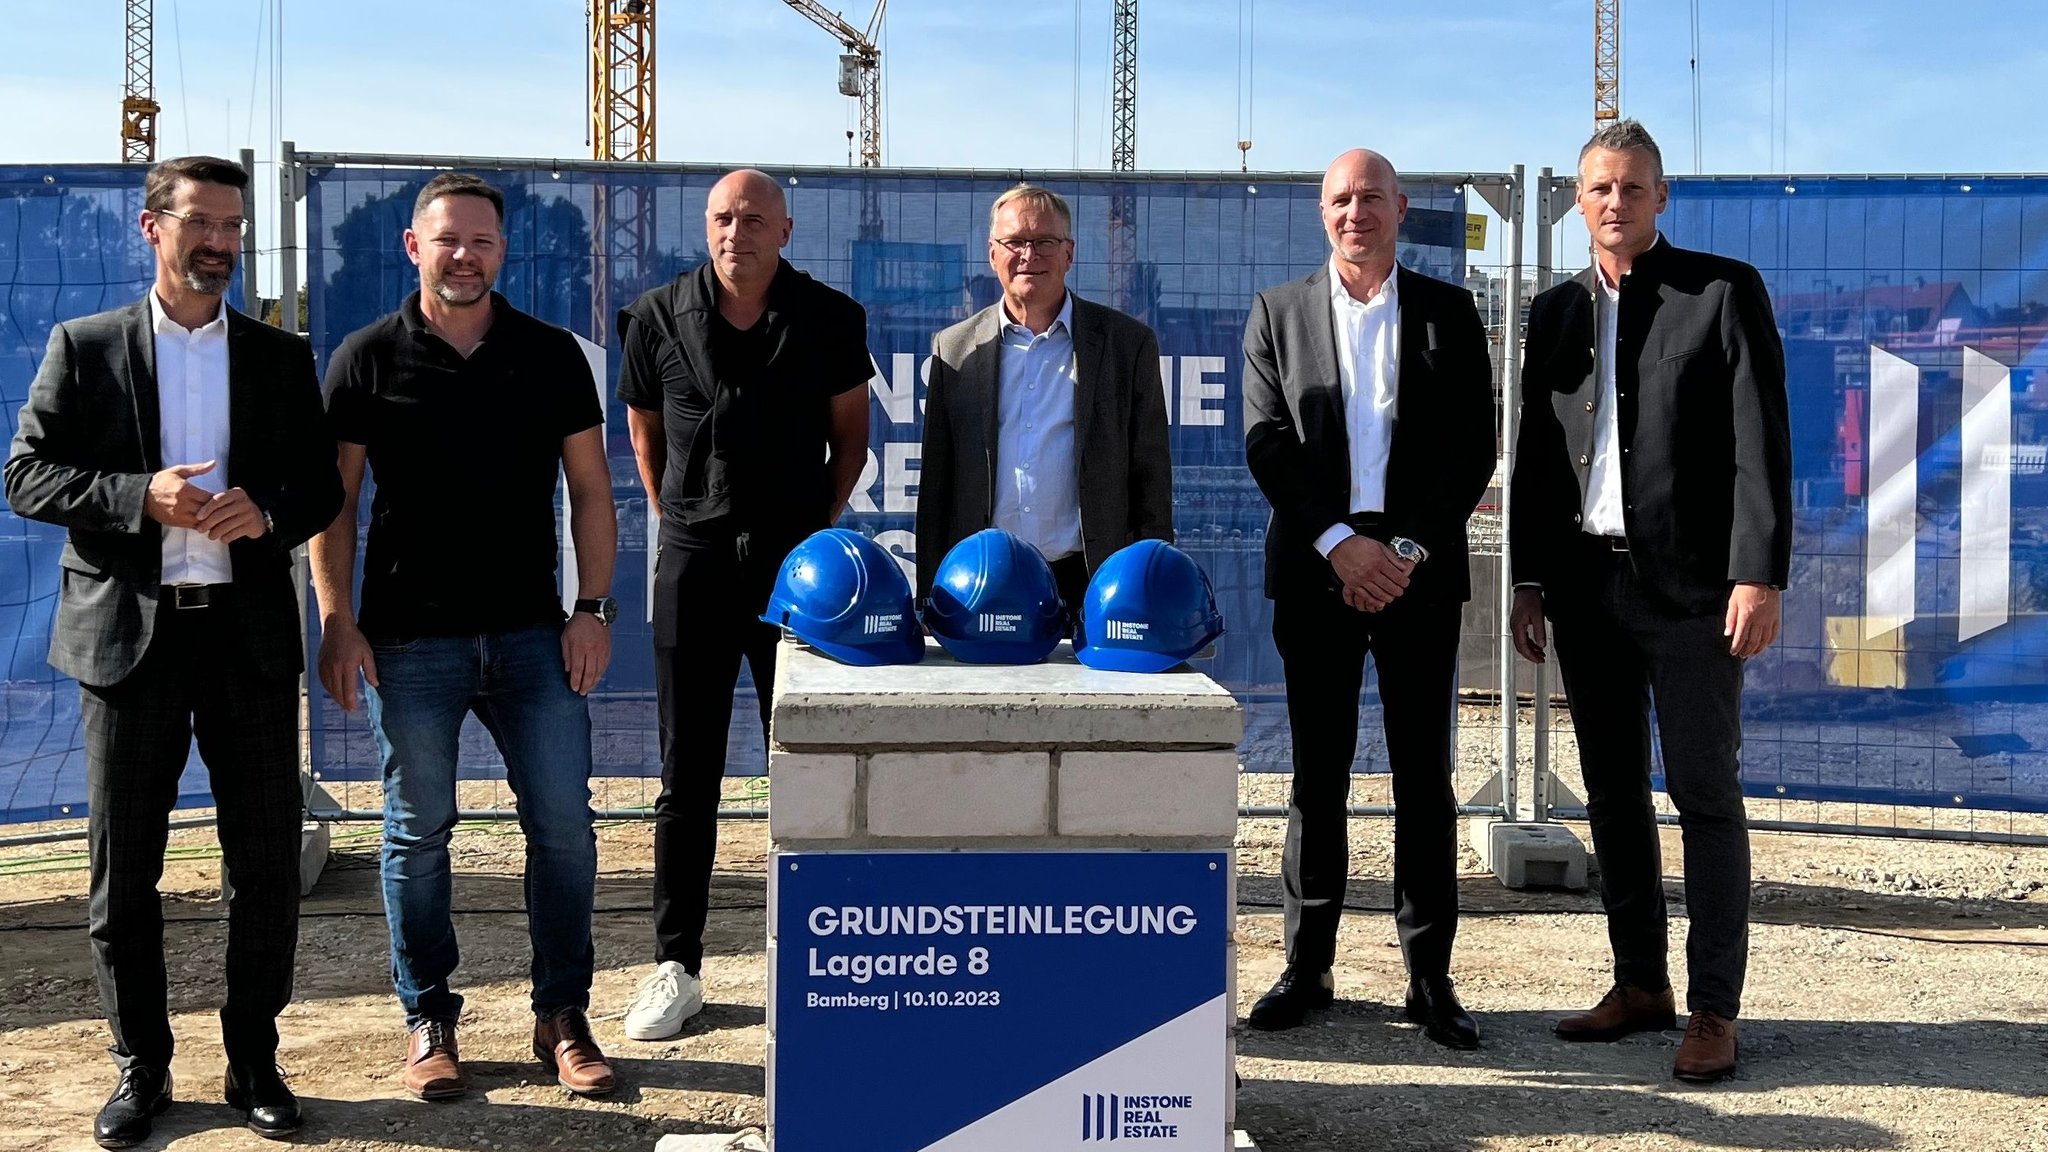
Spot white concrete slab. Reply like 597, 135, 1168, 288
771, 637, 1244, 750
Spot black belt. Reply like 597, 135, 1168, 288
162, 583, 233, 609
1581, 533, 1629, 553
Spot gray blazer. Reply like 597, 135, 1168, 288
915, 293, 1173, 599
1242, 265, 1497, 602
4, 298, 343, 687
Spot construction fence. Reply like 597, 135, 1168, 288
1, 157, 2044, 836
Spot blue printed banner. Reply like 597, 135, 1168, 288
771, 851, 1229, 1151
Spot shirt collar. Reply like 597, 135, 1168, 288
400, 289, 506, 340
149, 291, 228, 337
1001, 289, 1074, 338
1328, 259, 1399, 310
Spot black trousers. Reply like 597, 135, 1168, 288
650, 538, 781, 973
80, 598, 303, 1071
1549, 544, 1750, 1019
1272, 588, 1462, 978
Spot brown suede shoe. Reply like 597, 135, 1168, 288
534, 1008, 616, 1097
1673, 1011, 1739, 1082
403, 1019, 466, 1100
1554, 983, 1679, 1042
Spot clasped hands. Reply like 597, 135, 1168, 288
1328, 535, 1414, 613
143, 460, 267, 543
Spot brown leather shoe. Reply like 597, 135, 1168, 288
1673, 1011, 1739, 1082
534, 1008, 616, 1097
1554, 983, 1678, 1042
403, 1019, 466, 1100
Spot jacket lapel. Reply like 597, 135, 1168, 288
123, 296, 162, 472
225, 305, 256, 485
1393, 267, 1431, 428
968, 303, 1004, 463
1298, 267, 1349, 466
1068, 294, 1106, 459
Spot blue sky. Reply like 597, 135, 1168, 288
4, 0, 2044, 282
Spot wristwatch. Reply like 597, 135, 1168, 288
1389, 536, 1429, 563
573, 597, 619, 626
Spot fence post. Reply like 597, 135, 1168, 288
240, 147, 260, 319
1529, 166, 1555, 823
278, 140, 298, 335
1497, 164, 1526, 821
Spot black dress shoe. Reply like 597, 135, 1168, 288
1405, 976, 1481, 1050
223, 1063, 301, 1139
1247, 966, 1334, 1031
95, 1065, 172, 1149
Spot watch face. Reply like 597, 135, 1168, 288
597, 598, 618, 625
1393, 538, 1423, 562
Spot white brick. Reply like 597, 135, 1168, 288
867, 751, 1050, 837
1056, 751, 1239, 836
768, 752, 858, 840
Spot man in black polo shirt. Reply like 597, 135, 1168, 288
310, 172, 621, 1099
617, 168, 872, 1040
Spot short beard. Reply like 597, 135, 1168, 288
179, 248, 235, 296
429, 274, 492, 307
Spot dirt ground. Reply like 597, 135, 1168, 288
1, 776, 2044, 1152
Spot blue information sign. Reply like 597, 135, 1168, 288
771, 851, 1231, 1152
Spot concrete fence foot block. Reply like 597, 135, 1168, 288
652, 1132, 767, 1152
1234, 1131, 1262, 1150
1470, 820, 1589, 890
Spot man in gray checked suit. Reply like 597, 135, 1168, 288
916, 184, 1173, 613
5, 155, 340, 1148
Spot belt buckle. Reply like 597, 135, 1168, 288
1607, 536, 1630, 553
169, 584, 208, 610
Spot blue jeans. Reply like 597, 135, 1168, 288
367, 624, 597, 1026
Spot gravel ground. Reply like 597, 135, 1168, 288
1, 772, 2043, 1152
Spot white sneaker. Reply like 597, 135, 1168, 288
623, 961, 704, 1041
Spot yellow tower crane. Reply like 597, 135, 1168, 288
590, 0, 656, 161
587, 0, 656, 345
121, 0, 159, 162
1594, 0, 1620, 126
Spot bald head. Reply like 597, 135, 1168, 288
705, 168, 792, 296
1322, 148, 1400, 200
709, 168, 788, 217
1319, 148, 1408, 283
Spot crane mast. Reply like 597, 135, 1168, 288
1594, 0, 1620, 126
121, 0, 159, 162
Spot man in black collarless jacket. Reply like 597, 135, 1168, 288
1241, 148, 1497, 1048
1509, 119, 1791, 1084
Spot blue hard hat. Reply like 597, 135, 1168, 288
924, 529, 1067, 664
1076, 539, 1225, 673
760, 529, 923, 666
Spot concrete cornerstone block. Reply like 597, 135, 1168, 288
766, 752, 857, 840
1471, 820, 1589, 890
652, 1133, 767, 1152
867, 751, 1050, 837
770, 637, 1244, 751
1058, 750, 1239, 837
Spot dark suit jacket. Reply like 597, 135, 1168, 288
1509, 240, 1792, 616
1242, 265, 1497, 602
916, 293, 1173, 598
5, 297, 343, 687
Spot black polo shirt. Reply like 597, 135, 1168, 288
323, 291, 604, 639
616, 259, 870, 554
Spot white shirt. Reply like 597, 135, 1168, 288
150, 292, 234, 585
1314, 260, 1400, 558
1582, 240, 1654, 537
991, 291, 1083, 561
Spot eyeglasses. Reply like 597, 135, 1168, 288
992, 236, 1070, 256
154, 209, 250, 237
